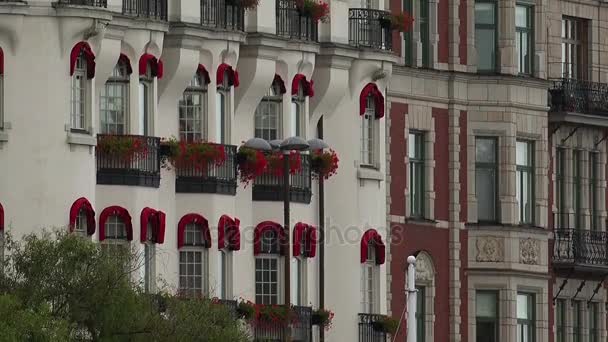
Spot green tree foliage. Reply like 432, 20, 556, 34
0, 231, 249, 342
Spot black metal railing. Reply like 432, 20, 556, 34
549, 78, 608, 116
201, 0, 244, 31
358, 313, 388, 342
252, 154, 312, 204
349, 8, 392, 51
175, 144, 237, 195
123, 0, 167, 21
554, 229, 608, 267
276, 0, 318, 42
56, 0, 107, 7
218, 299, 238, 318
96, 135, 161, 188
253, 306, 312, 342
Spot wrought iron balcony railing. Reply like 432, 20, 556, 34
174, 144, 237, 195
201, 0, 245, 31
553, 229, 608, 270
123, 0, 167, 21
276, 0, 318, 42
549, 78, 608, 117
349, 8, 393, 51
56, 0, 107, 7
253, 305, 312, 342
96, 135, 161, 188
252, 154, 312, 204
358, 313, 388, 342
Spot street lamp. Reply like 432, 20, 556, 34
243, 137, 272, 152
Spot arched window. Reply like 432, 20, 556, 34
100, 55, 130, 135
69, 197, 95, 236
141, 208, 165, 293
254, 221, 285, 304
409, 251, 436, 342
215, 63, 237, 144
178, 214, 211, 297
291, 223, 315, 306
69, 42, 95, 132
291, 80, 305, 137
99, 206, 133, 262
254, 78, 284, 141
180, 67, 208, 142
139, 65, 152, 136
360, 229, 385, 314
361, 94, 376, 166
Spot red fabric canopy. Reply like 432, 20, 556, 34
197, 64, 211, 85
291, 74, 314, 97
273, 74, 287, 94
305, 225, 317, 258
0, 48, 4, 76
139, 53, 163, 79
218, 215, 241, 251
253, 221, 285, 255
0, 202, 4, 231
99, 206, 133, 242
360, 83, 385, 119
140, 207, 166, 244
360, 229, 386, 265
119, 53, 133, 75
293, 223, 318, 258
69, 197, 96, 235
216, 63, 239, 87
70, 41, 96, 79
177, 213, 211, 249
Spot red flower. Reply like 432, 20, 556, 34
236, 146, 268, 186
296, 0, 330, 23
97, 135, 150, 163
161, 138, 226, 172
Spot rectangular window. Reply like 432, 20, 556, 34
71, 55, 87, 131
416, 286, 426, 342
361, 248, 377, 314
361, 96, 376, 166
572, 301, 581, 342
291, 257, 305, 305
218, 250, 229, 299
216, 90, 230, 144
516, 5, 533, 74
555, 299, 565, 342
590, 152, 599, 230
517, 293, 535, 342
179, 74, 207, 142
178, 250, 206, 297
590, 302, 599, 342
476, 291, 498, 342
409, 132, 424, 218
556, 148, 566, 228
516, 140, 534, 225
562, 17, 587, 79
144, 242, 155, 293
403, 0, 413, 65
255, 256, 280, 305
139, 80, 151, 136
573, 150, 582, 228
476, 137, 498, 222
475, 0, 497, 72
419, 0, 430, 67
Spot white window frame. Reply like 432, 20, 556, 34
216, 71, 231, 144
100, 61, 130, 135
144, 222, 156, 293
138, 66, 153, 136
102, 215, 130, 272
360, 95, 377, 167
180, 72, 208, 142
291, 256, 307, 306
178, 222, 209, 297
291, 83, 305, 138
217, 249, 233, 300
255, 81, 283, 141
360, 245, 379, 314
74, 208, 89, 236
255, 230, 283, 305
70, 53, 89, 132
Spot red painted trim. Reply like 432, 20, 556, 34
360, 229, 386, 265
197, 64, 211, 84
119, 54, 133, 75
459, 0, 468, 65
273, 74, 287, 94
140, 207, 166, 244
291, 74, 314, 97
98, 206, 133, 241
177, 213, 211, 249
217, 63, 239, 88
139, 53, 163, 78
253, 221, 285, 255
218, 214, 241, 251
70, 41, 96, 79
69, 197, 96, 235
360, 83, 385, 119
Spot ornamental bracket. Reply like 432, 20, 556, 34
571, 279, 587, 304
587, 276, 607, 307
561, 126, 579, 144
553, 270, 572, 305
594, 130, 608, 147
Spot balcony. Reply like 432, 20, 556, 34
348, 8, 392, 51
358, 313, 388, 342
549, 78, 608, 126
253, 305, 312, 342
96, 135, 161, 188
252, 154, 312, 204
175, 144, 237, 195
276, 0, 318, 42
122, 0, 167, 21
55, 0, 107, 7
217, 299, 238, 318
553, 229, 608, 277
201, 0, 244, 31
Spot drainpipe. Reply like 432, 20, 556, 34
318, 118, 325, 342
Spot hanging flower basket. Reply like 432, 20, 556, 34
97, 135, 149, 163
236, 145, 268, 186
252, 304, 298, 327
311, 149, 339, 180
389, 12, 414, 32
267, 151, 303, 177
311, 308, 334, 331
295, 0, 330, 23
226, 0, 259, 10
161, 138, 226, 172
372, 315, 399, 335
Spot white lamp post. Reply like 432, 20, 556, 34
406, 255, 417, 342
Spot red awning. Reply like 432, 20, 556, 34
273, 74, 287, 94
293, 222, 307, 257
305, 225, 317, 258
0, 48, 4, 75
119, 53, 133, 75
197, 64, 211, 84
70, 41, 96, 79
139, 53, 163, 78
218, 215, 241, 251
217, 63, 239, 87
177, 213, 211, 249
360, 83, 385, 119
292, 74, 314, 97
360, 229, 386, 265
0, 202, 4, 231
140, 207, 166, 244
99, 206, 133, 241
69, 197, 96, 235
254, 221, 285, 255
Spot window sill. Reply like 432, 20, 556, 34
357, 167, 384, 181
67, 132, 96, 146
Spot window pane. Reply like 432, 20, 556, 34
476, 138, 496, 163
476, 28, 496, 71
476, 169, 496, 221
476, 291, 497, 318
475, 3, 495, 25
516, 6, 529, 28
517, 293, 530, 319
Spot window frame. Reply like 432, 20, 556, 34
572, 300, 582, 342
178, 222, 210, 297
216, 71, 231, 144
360, 245, 379, 314
475, 0, 498, 73
255, 229, 283, 305
409, 131, 425, 219
70, 53, 89, 132
254, 81, 283, 141
291, 256, 307, 306
419, 0, 430, 68
179, 71, 208, 142
74, 208, 89, 236
476, 290, 499, 342
555, 299, 565, 342
516, 140, 535, 225
144, 222, 156, 293
100, 60, 130, 135
360, 94, 378, 167
475, 136, 499, 223
515, 4, 534, 75
403, 0, 414, 66
589, 302, 599, 342
589, 151, 599, 230
217, 248, 233, 300
555, 147, 566, 228
291, 83, 306, 138
572, 150, 582, 229
138, 66, 153, 136
561, 17, 587, 80
516, 292, 535, 342
416, 286, 426, 342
